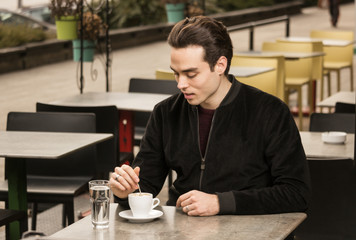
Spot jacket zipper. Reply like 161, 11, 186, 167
197, 107, 216, 190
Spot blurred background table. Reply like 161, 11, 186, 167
50, 92, 171, 153
229, 66, 274, 77
317, 91, 355, 108
0, 131, 112, 240
300, 131, 354, 160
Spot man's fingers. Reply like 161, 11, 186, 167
176, 191, 191, 207
114, 165, 139, 189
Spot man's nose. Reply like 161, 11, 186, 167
177, 76, 188, 90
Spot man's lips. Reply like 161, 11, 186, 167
183, 93, 194, 99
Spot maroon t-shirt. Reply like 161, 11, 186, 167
198, 106, 215, 157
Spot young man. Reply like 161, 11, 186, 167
110, 16, 311, 216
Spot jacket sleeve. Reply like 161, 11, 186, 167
218, 102, 311, 215
116, 104, 169, 207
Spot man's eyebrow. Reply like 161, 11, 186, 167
170, 66, 198, 73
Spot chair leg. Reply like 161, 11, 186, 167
320, 75, 324, 101
31, 202, 38, 230
284, 88, 290, 106
350, 66, 354, 91
336, 69, 341, 92
62, 204, 66, 227
297, 86, 303, 131
327, 71, 331, 97
19, 213, 28, 237
65, 202, 75, 226
308, 80, 315, 113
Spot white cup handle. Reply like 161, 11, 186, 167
152, 198, 160, 209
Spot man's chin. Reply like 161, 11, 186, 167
186, 99, 200, 106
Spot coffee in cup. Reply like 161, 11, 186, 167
128, 193, 160, 218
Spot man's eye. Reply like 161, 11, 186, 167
187, 74, 197, 79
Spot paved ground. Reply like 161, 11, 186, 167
0, 2, 355, 239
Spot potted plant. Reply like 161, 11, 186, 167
49, 0, 80, 40
187, 1, 204, 17
163, 0, 187, 23
72, 11, 106, 62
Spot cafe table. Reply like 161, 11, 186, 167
0, 131, 113, 240
235, 51, 325, 61
50, 92, 172, 153
229, 66, 275, 77
299, 131, 354, 160
317, 91, 355, 108
47, 204, 306, 240
278, 36, 355, 47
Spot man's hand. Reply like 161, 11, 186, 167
109, 165, 140, 199
176, 190, 220, 216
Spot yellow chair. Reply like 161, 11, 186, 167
277, 39, 327, 100
310, 30, 354, 92
231, 55, 285, 101
262, 41, 323, 130
155, 69, 176, 80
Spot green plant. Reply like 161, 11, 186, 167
217, 0, 274, 11
163, 0, 187, 3
49, 0, 80, 19
187, 1, 204, 17
78, 12, 106, 40
0, 24, 49, 48
110, 0, 166, 28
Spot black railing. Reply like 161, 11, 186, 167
227, 15, 290, 51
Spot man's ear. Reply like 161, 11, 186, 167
215, 56, 228, 75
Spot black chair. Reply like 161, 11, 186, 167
309, 112, 355, 133
128, 78, 180, 146
295, 159, 356, 239
0, 111, 97, 230
128, 78, 179, 188
334, 102, 355, 113
36, 103, 134, 179
0, 209, 27, 240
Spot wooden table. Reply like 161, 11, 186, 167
51, 92, 172, 153
300, 131, 354, 160
0, 131, 113, 240
229, 66, 275, 77
47, 204, 306, 240
317, 91, 355, 108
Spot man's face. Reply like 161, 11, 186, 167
170, 45, 224, 109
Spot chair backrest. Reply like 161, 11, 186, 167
155, 69, 176, 80
36, 103, 119, 177
295, 159, 356, 238
334, 102, 355, 113
129, 78, 179, 129
6, 111, 97, 177
309, 112, 355, 133
310, 30, 354, 41
231, 54, 285, 101
310, 30, 354, 64
262, 41, 319, 80
277, 40, 324, 81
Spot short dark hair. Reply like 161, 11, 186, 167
168, 16, 233, 76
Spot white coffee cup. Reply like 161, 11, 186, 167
128, 193, 160, 218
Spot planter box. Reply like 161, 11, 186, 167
0, 1, 303, 74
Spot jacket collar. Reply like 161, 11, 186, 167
189, 74, 242, 111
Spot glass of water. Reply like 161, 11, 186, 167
89, 180, 111, 229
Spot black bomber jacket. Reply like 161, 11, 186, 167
120, 75, 311, 215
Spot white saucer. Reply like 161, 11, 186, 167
119, 209, 163, 223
